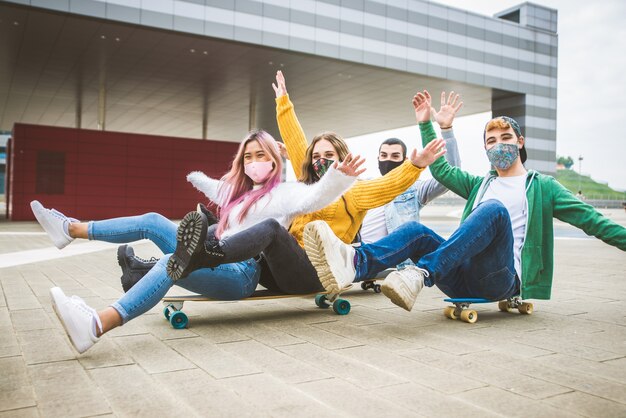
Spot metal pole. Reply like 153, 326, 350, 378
578, 155, 583, 192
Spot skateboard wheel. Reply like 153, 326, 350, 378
443, 306, 457, 319
315, 294, 330, 309
498, 300, 512, 312
360, 282, 368, 290
518, 302, 533, 315
163, 306, 172, 320
169, 311, 188, 329
332, 298, 351, 315
460, 309, 477, 324
373, 284, 382, 293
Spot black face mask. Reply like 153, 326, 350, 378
378, 159, 403, 176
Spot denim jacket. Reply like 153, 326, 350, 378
384, 129, 461, 268
385, 129, 461, 233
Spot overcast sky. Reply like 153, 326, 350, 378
336, 0, 626, 192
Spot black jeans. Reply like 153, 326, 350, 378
212, 219, 323, 294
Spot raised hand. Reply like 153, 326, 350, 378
409, 138, 447, 168
333, 153, 367, 178
431, 91, 463, 129
276, 141, 289, 160
272, 70, 287, 98
412, 90, 432, 123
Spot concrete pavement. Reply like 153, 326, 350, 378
1, 204, 625, 417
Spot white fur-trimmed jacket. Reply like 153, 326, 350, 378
187, 167, 356, 239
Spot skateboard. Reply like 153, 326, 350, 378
360, 270, 393, 293
442, 297, 534, 324
161, 282, 372, 329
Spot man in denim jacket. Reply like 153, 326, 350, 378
360, 92, 463, 270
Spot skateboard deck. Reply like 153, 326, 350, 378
443, 297, 534, 323
161, 280, 380, 329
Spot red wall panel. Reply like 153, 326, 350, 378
8, 124, 238, 221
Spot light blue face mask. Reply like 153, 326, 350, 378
486, 143, 519, 170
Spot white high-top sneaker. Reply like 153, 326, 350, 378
381, 265, 427, 311
50, 287, 101, 354
303, 220, 356, 293
30, 200, 76, 249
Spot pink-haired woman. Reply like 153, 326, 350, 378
31, 129, 364, 354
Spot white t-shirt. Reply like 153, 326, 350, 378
480, 174, 527, 278
361, 206, 387, 243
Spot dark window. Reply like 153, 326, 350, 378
498, 10, 520, 24
36, 151, 65, 194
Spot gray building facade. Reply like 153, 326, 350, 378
1, 0, 558, 173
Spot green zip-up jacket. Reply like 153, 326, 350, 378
420, 121, 626, 300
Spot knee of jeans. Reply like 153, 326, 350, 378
261, 218, 282, 236
402, 220, 424, 233
262, 218, 281, 230
142, 212, 167, 227
478, 200, 508, 218
400, 220, 434, 239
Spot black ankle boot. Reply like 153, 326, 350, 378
167, 211, 226, 281
202, 235, 226, 266
196, 203, 218, 226
117, 245, 158, 292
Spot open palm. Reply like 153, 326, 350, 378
272, 70, 287, 98
412, 90, 432, 123
432, 91, 463, 128
410, 138, 446, 168
334, 153, 366, 177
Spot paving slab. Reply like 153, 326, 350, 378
1, 206, 625, 416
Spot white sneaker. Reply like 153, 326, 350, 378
303, 220, 356, 293
30, 200, 76, 249
381, 265, 427, 311
50, 287, 101, 353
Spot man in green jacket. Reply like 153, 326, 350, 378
304, 90, 626, 311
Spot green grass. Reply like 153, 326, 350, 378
555, 169, 625, 200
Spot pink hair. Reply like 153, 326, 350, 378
215, 130, 283, 239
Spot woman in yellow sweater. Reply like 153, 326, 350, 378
168, 71, 445, 294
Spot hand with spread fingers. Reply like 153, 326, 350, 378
432, 91, 464, 129
412, 90, 432, 123
409, 138, 447, 169
272, 70, 287, 98
333, 153, 367, 178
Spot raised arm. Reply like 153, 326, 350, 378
274, 71, 308, 178
415, 91, 464, 205
349, 139, 445, 211
186, 171, 224, 204
413, 90, 482, 199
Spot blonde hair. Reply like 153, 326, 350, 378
485, 118, 513, 134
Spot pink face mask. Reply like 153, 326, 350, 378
244, 160, 274, 183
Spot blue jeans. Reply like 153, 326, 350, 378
88, 212, 178, 254
112, 255, 260, 323
87, 213, 261, 323
355, 200, 519, 300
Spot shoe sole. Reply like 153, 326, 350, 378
381, 276, 414, 311
303, 221, 342, 294
50, 287, 86, 354
30, 201, 70, 249
167, 211, 207, 281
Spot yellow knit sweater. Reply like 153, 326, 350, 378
276, 94, 425, 246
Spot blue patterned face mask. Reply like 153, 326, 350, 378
486, 143, 519, 170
